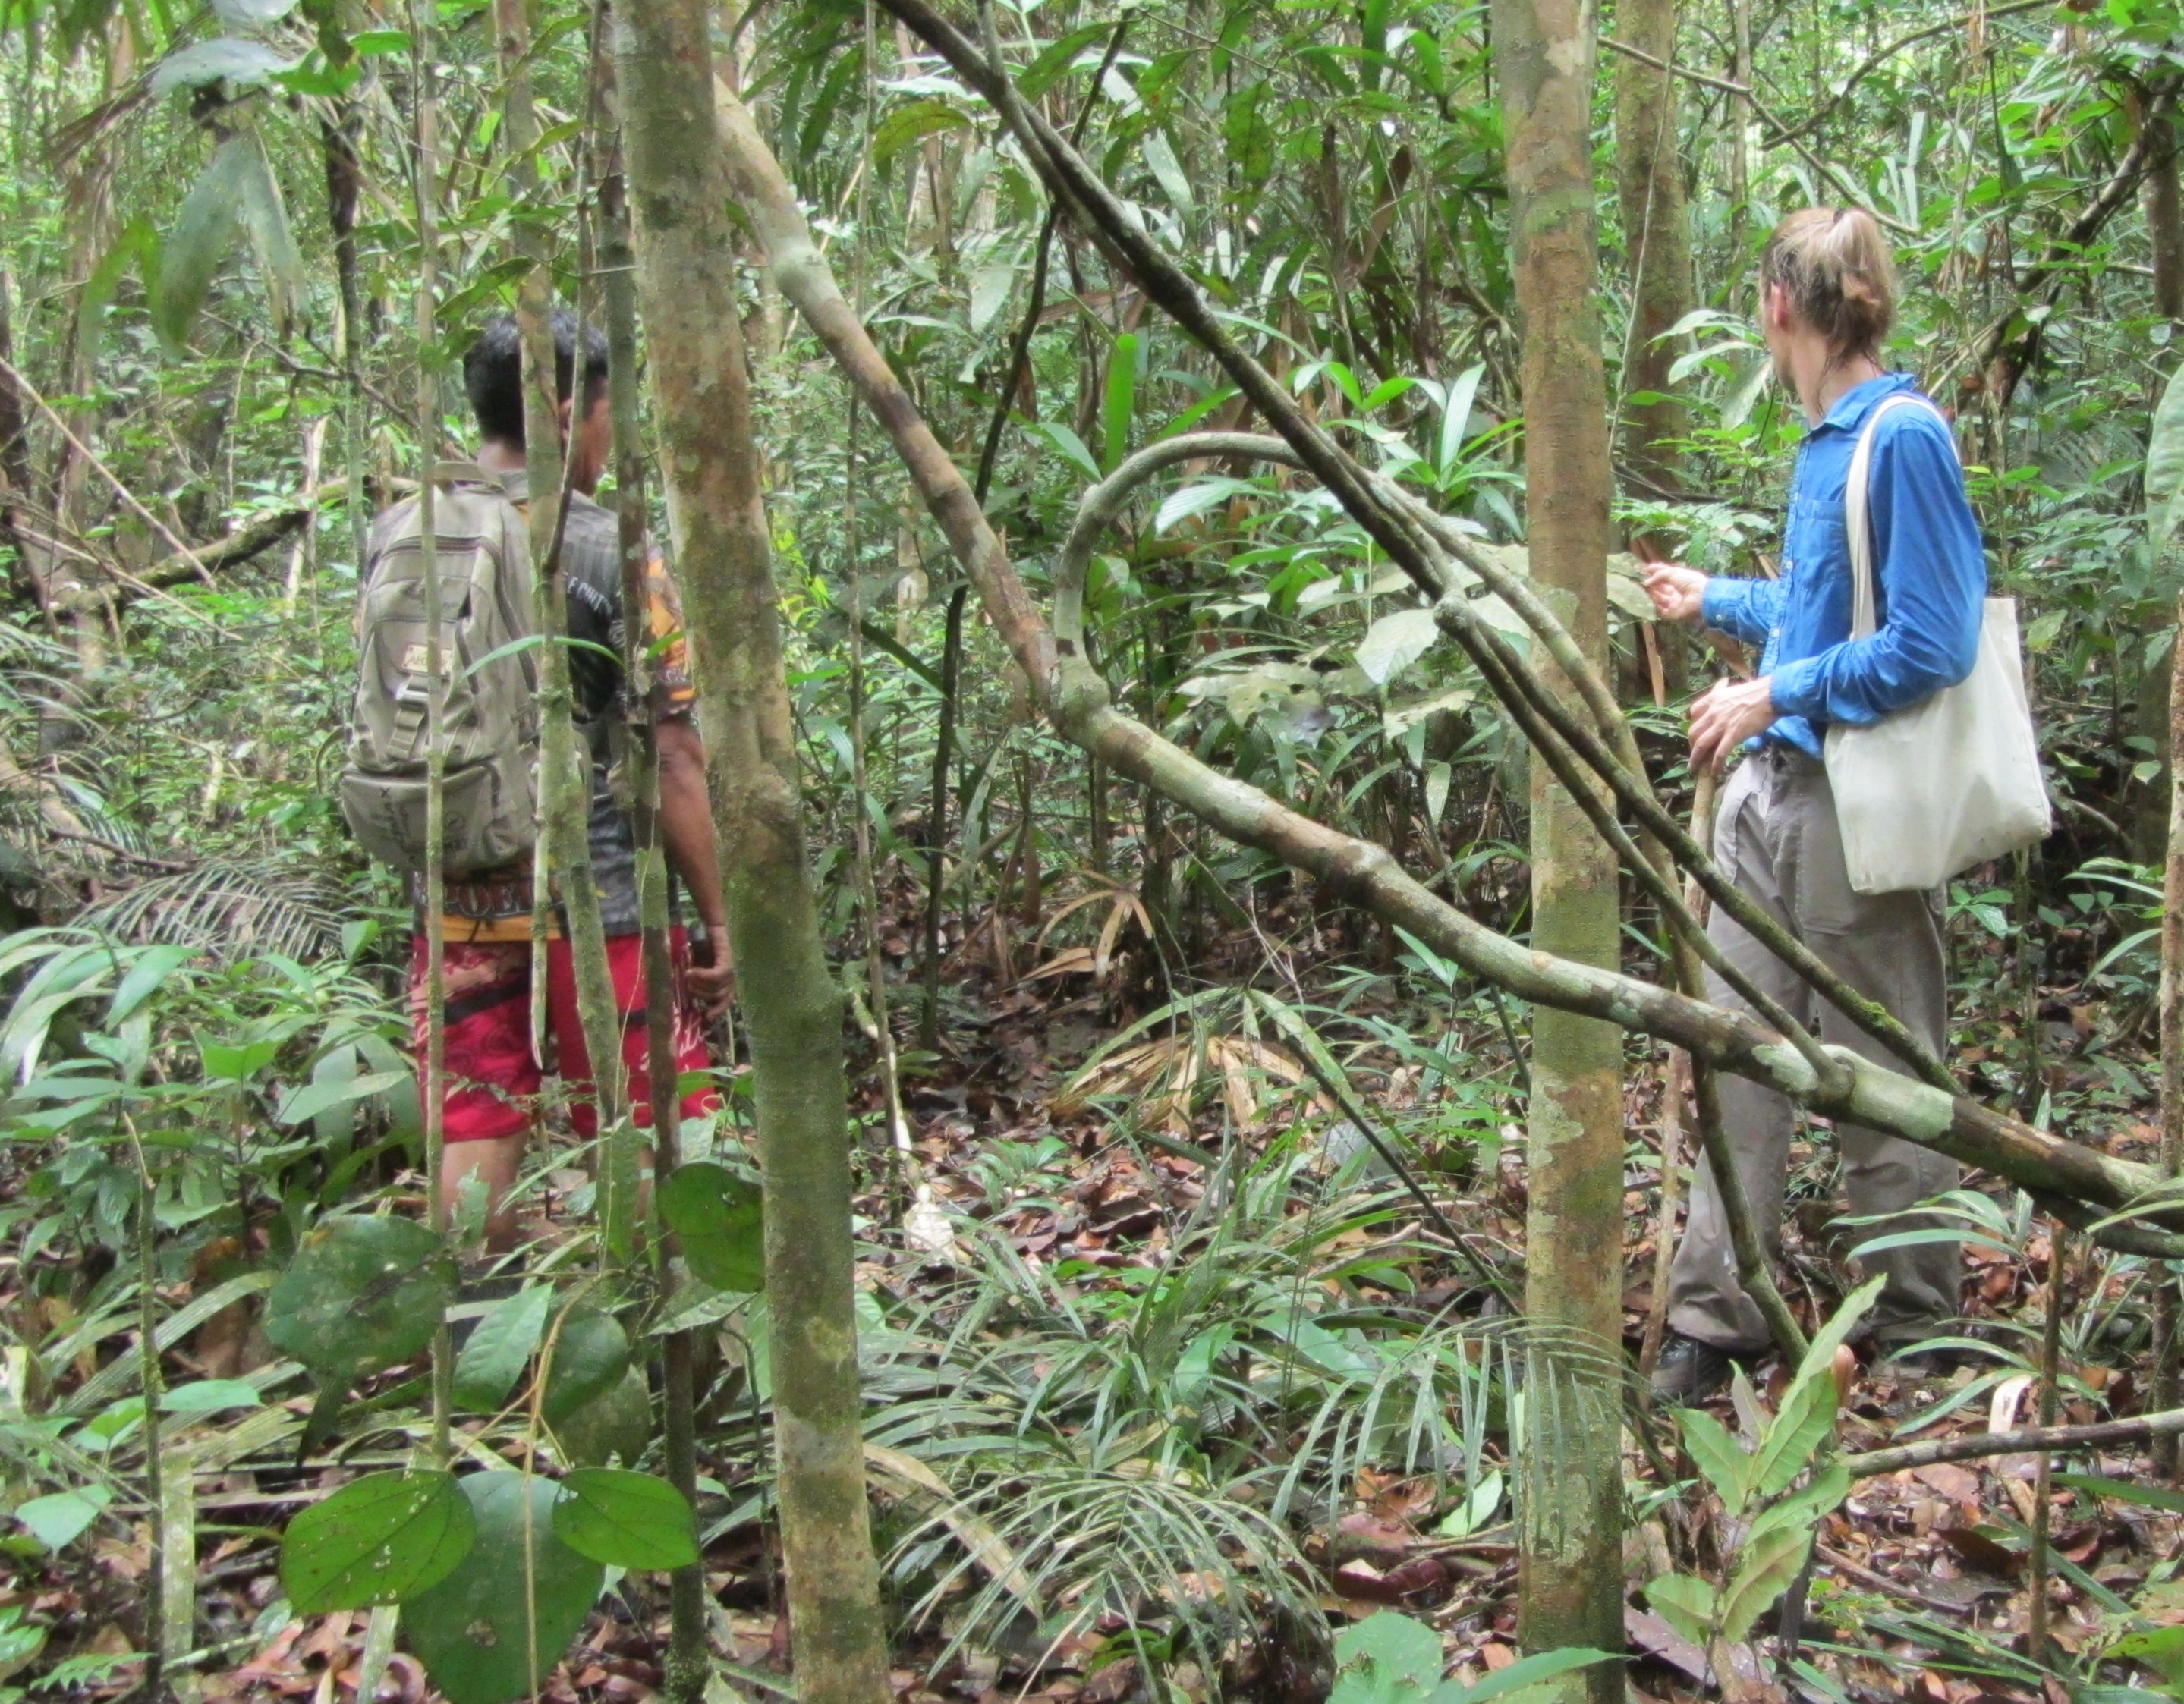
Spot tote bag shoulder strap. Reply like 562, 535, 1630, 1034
1842, 391, 1950, 640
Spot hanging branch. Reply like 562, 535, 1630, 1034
706, 64, 2184, 1249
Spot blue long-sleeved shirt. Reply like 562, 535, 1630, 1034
1700, 372, 1987, 759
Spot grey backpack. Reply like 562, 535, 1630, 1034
340, 462, 540, 875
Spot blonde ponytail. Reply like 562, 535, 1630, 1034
1760, 207, 1896, 365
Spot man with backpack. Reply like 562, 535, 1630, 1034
343, 311, 729, 1249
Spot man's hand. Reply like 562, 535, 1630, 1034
1688, 675, 1777, 773
1643, 560, 1708, 624
683, 948, 735, 1016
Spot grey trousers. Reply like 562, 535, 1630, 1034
1666, 747, 1961, 1353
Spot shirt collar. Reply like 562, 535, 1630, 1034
1806, 370, 1918, 438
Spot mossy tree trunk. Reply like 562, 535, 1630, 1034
494, 0, 630, 1251
615, 6, 889, 1700
1612, 0, 1693, 497
1493, 0, 1625, 1690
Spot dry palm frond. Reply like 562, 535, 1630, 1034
1053, 1027, 1312, 1130
75, 862, 345, 962
1032, 877, 1153, 981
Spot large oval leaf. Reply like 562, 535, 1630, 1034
264, 1215, 452, 1376
657, 1163, 765, 1295
401, 1472, 603, 1704
552, 1469, 697, 1571
541, 1305, 631, 1426
2150, 359, 2184, 567
280, 1471, 474, 1612
452, 1284, 553, 1413
555, 1365, 652, 1468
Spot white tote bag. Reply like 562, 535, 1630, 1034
1823, 395, 2051, 894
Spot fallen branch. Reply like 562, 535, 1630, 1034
38, 480, 388, 612
1839, 1406, 2184, 1477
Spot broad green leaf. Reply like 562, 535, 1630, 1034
1029, 421, 1100, 481
14, 1487, 112, 1551
1141, 128, 1196, 215
555, 1365, 653, 1468
452, 1284, 554, 1413
2148, 358, 2184, 567
871, 98, 973, 171
1355, 606, 1440, 686
1742, 1463, 1850, 1551
212, 0, 300, 20
2116, 1626, 2184, 1688
106, 944, 196, 1026
1644, 1571, 1716, 1649
263, 1215, 452, 1376
401, 1472, 602, 1704
76, 219, 154, 359
1436, 363, 1484, 479
200, 1036, 279, 1080
279, 1470, 474, 1612
1433, 1647, 1619, 1704
1718, 1521, 1814, 1641
541, 1305, 631, 1425
1330, 1610, 1443, 1704
229, 131, 306, 332
1153, 476, 1254, 535
1017, 20, 1113, 99
159, 1379, 263, 1413
1103, 332, 1139, 473
968, 261, 1015, 335
150, 38, 293, 96
274, 1068, 408, 1128
552, 1469, 698, 1570
1674, 1407, 1754, 1516
659, 1162, 766, 1295
1751, 1275, 1882, 1497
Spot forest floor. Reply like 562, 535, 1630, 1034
2, 882, 2173, 1704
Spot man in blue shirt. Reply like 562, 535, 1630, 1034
1643, 209, 1985, 1400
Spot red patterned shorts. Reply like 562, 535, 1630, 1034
407, 929, 719, 1143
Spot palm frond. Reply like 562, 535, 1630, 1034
75, 861, 345, 961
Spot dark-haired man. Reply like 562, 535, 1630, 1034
385, 311, 729, 1247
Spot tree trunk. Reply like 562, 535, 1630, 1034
1612, 0, 1692, 496
494, 0, 631, 1252
1494, 0, 1625, 1690
2148, 107, 2184, 323
614, 8, 890, 1702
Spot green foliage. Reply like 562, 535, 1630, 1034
263, 1213, 453, 1377
551, 1467, 699, 1570
1329, 1612, 1616, 1704
657, 1162, 766, 1294
540, 1303, 631, 1426
452, 1284, 554, 1412
399, 1473, 604, 1704
153, 132, 304, 354
1649, 1279, 1880, 1649
279, 1470, 476, 1612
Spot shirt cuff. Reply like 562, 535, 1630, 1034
1768, 654, 1822, 719
1700, 577, 1749, 634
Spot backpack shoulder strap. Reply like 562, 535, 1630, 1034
1843, 393, 1946, 640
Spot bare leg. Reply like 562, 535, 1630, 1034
440, 1133, 528, 1252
